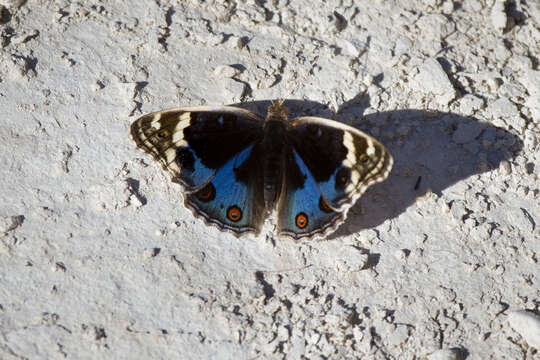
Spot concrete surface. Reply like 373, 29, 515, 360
0, 0, 539, 359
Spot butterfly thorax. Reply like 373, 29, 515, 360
266, 99, 288, 122
262, 102, 289, 211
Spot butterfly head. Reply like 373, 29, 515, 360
267, 99, 288, 122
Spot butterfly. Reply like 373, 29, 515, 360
130, 100, 393, 241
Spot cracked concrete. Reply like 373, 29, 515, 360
0, 0, 539, 359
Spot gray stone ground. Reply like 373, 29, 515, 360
0, 0, 539, 359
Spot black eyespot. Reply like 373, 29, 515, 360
307, 124, 319, 135
175, 147, 195, 172
335, 167, 351, 190
196, 183, 216, 202
359, 154, 369, 163
157, 130, 168, 138
319, 197, 333, 213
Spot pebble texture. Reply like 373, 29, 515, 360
508, 311, 540, 349
0, 1, 539, 359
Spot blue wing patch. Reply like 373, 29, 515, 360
277, 149, 343, 240
185, 143, 266, 235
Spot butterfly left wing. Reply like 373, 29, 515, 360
277, 116, 393, 240
130, 106, 266, 235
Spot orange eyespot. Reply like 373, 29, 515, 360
358, 153, 368, 163
295, 212, 308, 229
227, 206, 242, 222
197, 183, 216, 202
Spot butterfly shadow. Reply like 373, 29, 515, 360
233, 97, 524, 240
330, 109, 523, 239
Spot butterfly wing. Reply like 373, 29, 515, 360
131, 106, 266, 235
277, 116, 393, 240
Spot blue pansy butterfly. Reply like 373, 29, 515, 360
130, 100, 393, 241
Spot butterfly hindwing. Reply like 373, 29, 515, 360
288, 117, 393, 211
186, 142, 266, 235
277, 147, 345, 240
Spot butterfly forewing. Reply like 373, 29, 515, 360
131, 107, 264, 191
288, 117, 393, 211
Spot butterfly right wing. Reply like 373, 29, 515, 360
276, 116, 393, 241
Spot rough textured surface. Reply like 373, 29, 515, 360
0, 0, 539, 359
